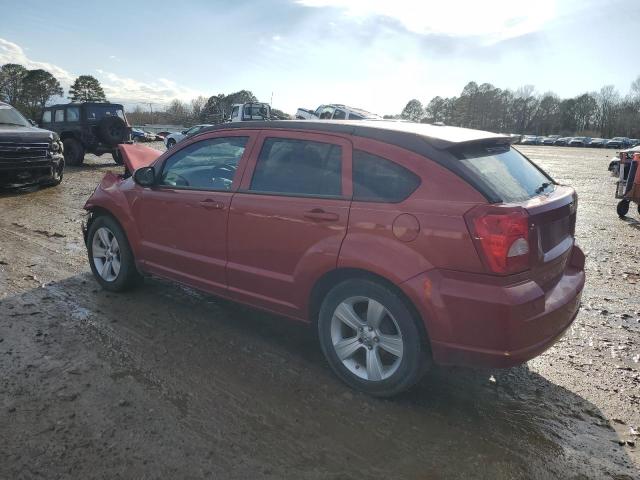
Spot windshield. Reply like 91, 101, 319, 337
0, 104, 29, 127
455, 145, 554, 203
85, 105, 125, 121
242, 105, 270, 120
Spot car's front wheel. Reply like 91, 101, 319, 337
166, 138, 176, 149
63, 138, 85, 166
318, 279, 429, 397
87, 215, 141, 292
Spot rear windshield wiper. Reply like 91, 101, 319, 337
535, 182, 552, 194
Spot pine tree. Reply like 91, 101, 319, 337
68, 75, 107, 102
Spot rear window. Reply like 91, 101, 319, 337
42, 111, 51, 123
455, 145, 554, 203
353, 150, 420, 203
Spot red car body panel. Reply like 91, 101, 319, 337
84, 122, 585, 369
118, 143, 163, 172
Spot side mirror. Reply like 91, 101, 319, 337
28, 119, 37, 127
181, 130, 188, 134
133, 166, 156, 187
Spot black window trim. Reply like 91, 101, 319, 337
155, 135, 250, 193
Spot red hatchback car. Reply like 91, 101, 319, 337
83, 120, 585, 396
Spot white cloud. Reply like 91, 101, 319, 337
295, 0, 557, 43
0, 38, 203, 106
0, 38, 74, 84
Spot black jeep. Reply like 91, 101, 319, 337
0, 101, 64, 189
41, 102, 131, 166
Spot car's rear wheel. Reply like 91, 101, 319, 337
63, 138, 84, 166
318, 278, 429, 397
87, 215, 141, 292
617, 199, 630, 218
166, 138, 176, 149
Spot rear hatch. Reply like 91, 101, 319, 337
453, 142, 577, 290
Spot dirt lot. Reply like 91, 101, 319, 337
1, 143, 638, 479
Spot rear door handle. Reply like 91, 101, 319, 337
199, 199, 225, 210
303, 209, 339, 222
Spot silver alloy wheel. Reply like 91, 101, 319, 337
330, 296, 404, 381
92, 227, 121, 282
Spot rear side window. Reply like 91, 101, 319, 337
250, 138, 342, 197
353, 150, 420, 203
42, 111, 51, 123
333, 109, 346, 120
54, 109, 64, 122
455, 145, 554, 202
67, 107, 80, 122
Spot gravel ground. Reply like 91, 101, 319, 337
0, 143, 638, 479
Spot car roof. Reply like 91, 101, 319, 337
197, 119, 509, 151
44, 102, 124, 109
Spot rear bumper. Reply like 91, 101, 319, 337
0, 155, 63, 187
402, 245, 585, 368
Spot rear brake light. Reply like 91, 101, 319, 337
465, 205, 531, 275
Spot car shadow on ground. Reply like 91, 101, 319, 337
1, 274, 636, 479
620, 215, 640, 231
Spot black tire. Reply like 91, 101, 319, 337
87, 215, 141, 292
112, 149, 124, 165
617, 200, 630, 218
166, 138, 176, 149
98, 116, 127, 145
63, 138, 85, 166
318, 278, 430, 397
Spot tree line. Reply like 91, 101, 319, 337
0, 63, 107, 119
397, 77, 640, 138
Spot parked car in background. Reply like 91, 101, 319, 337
229, 102, 271, 122
41, 102, 132, 166
0, 101, 64, 188
520, 135, 540, 145
606, 137, 630, 149
589, 138, 606, 147
131, 128, 157, 142
554, 137, 572, 146
541, 135, 558, 145
608, 145, 640, 175
568, 137, 590, 147
82, 119, 585, 396
296, 104, 381, 121
164, 124, 213, 149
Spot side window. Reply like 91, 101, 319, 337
54, 109, 65, 122
67, 107, 80, 122
42, 111, 52, 123
333, 109, 346, 120
160, 137, 248, 191
186, 126, 201, 136
348, 113, 364, 120
250, 138, 342, 197
231, 106, 239, 120
318, 106, 334, 119
353, 150, 420, 203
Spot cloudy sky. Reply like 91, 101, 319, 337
1, 0, 638, 115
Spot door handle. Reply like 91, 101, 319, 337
199, 199, 225, 210
303, 209, 339, 222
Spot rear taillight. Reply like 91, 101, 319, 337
465, 205, 531, 275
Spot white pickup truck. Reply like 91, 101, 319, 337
296, 104, 381, 121
230, 102, 271, 122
